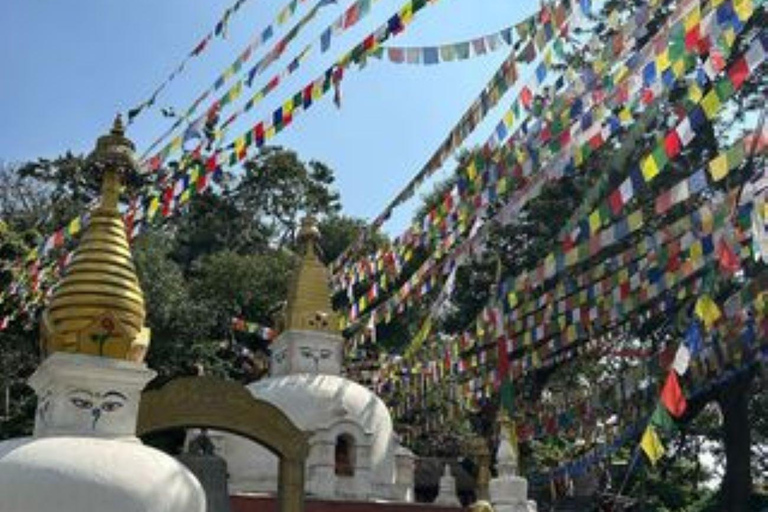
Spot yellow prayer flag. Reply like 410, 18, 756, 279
641, 155, 659, 182
147, 197, 160, 220
67, 216, 81, 236
234, 136, 246, 155
266, 125, 276, 139
283, 99, 293, 115
701, 90, 721, 120
695, 295, 722, 329
277, 5, 290, 24
628, 210, 644, 231
641, 425, 664, 465
684, 6, 701, 31
170, 136, 183, 152
735, 0, 754, 21
708, 153, 729, 182
656, 50, 671, 72
588, 210, 601, 233
312, 82, 323, 100
188, 167, 199, 185
615, 64, 629, 84
700, 208, 713, 232
689, 83, 703, 103
672, 59, 686, 78
543, 48, 553, 66
399, 4, 413, 24
466, 160, 477, 181
503, 110, 515, 128
566, 249, 577, 266
690, 240, 703, 262
179, 189, 191, 205
574, 147, 584, 166
230, 82, 243, 102
619, 107, 633, 123
722, 28, 736, 49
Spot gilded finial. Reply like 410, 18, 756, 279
297, 215, 321, 247
89, 114, 137, 212
40, 118, 150, 362
281, 216, 338, 333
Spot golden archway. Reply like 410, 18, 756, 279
137, 376, 308, 512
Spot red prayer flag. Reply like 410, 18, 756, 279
684, 26, 700, 51
660, 371, 687, 417
520, 87, 533, 109
717, 238, 741, 274
728, 56, 749, 90
343, 3, 360, 28
497, 336, 509, 382
608, 189, 623, 215
664, 130, 682, 158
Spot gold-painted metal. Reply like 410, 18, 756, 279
282, 216, 338, 333
138, 376, 308, 512
40, 116, 150, 362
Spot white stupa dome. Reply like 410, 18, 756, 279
223, 372, 396, 495
0, 436, 205, 512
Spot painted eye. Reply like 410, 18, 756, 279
101, 401, 124, 413
71, 398, 93, 410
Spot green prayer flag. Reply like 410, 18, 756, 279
650, 403, 677, 435
652, 145, 669, 170
716, 78, 735, 101
500, 378, 515, 415
726, 140, 746, 171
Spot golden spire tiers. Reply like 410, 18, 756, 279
283, 216, 338, 333
40, 116, 150, 362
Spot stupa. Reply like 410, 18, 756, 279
489, 412, 537, 512
213, 217, 416, 501
0, 118, 206, 512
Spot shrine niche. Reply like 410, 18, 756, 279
137, 376, 309, 512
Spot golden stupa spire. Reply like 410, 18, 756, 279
40, 116, 150, 362
282, 216, 338, 333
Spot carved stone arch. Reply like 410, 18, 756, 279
137, 376, 308, 512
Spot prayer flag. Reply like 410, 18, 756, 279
660, 371, 687, 417
709, 153, 729, 181
650, 403, 677, 435
695, 294, 721, 329
641, 425, 665, 465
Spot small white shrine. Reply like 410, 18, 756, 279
489, 414, 537, 512
215, 217, 416, 501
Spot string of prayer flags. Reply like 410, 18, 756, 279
333, 0, 746, 295
331, 0, 574, 271
142, 0, 340, 166
230, 317, 277, 340
126, 0, 255, 124
378, 25, 515, 65
200, 0, 443, 172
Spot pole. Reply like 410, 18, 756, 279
610, 447, 643, 511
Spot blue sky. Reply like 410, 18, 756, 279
0, 0, 538, 234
